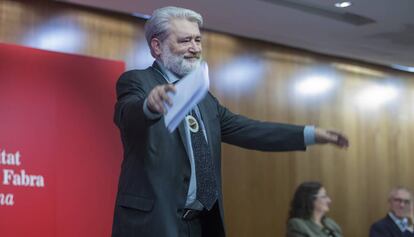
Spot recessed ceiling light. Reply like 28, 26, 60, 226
355, 85, 399, 109
335, 1, 352, 8
295, 75, 335, 95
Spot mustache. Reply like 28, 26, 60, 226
184, 54, 201, 59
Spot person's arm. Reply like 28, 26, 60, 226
114, 71, 148, 133
114, 71, 175, 133
212, 93, 348, 151
217, 98, 306, 151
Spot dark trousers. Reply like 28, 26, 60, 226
183, 202, 225, 237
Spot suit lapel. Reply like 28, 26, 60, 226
150, 62, 192, 158
152, 61, 213, 161
386, 215, 404, 235
150, 61, 170, 85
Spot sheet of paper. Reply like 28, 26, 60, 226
164, 61, 210, 132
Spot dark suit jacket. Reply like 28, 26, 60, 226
370, 215, 414, 237
286, 217, 342, 237
111, 62, 306, 237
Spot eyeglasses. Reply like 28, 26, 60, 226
392, 198, 411, 205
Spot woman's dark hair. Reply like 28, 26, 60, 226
288, 181, 323, 219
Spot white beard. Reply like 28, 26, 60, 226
160, 44, 201, 77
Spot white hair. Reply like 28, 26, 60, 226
388, 186, 412, 200
144, 6, 203, 47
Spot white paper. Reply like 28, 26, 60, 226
164, 61, 210, 133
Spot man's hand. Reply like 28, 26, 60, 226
147, 84, 176, 114
315, 128, 349, 148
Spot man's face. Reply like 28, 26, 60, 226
389, 189, 412, 218
159, 18, 202, 77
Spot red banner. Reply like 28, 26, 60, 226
0, 43, 125, 237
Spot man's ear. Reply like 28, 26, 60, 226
151, 38, 162, 58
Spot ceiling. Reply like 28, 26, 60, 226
58, 0, 414, 72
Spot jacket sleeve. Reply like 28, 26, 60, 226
114, 70, 158, 138
213, 95, 306, 151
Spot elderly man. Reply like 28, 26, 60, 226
111, 6, 349, 237
370, 187, 414, 237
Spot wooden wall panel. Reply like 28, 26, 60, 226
2, 1, 414, 236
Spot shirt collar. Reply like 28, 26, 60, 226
388, 212, 408, 232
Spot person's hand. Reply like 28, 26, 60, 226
314, 128, 349, 148
147, 84, 176, 114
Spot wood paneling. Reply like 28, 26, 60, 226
2, 1, 414, 236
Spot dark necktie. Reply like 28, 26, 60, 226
189, 110, 217, 210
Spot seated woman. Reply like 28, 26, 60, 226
286, 181, 343, 237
